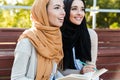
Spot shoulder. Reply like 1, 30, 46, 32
17, 38, 32, 46
15, 38, 34, 56
88, 28, 97, 37
88, 28, 98, 39
16, 38, 34, 50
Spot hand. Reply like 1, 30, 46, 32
80, 64, 95, 74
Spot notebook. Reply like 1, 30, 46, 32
57, 68, 108, 80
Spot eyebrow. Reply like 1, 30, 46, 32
71, 6, 85, 9
54, 4, 60, 6
54, 4, 64, 7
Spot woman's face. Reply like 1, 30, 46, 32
47, 0, 65, 27
70, 0, 85, 25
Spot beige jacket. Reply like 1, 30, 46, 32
11, 38, 37, 80
11, 38, 63, 80
87, 28, 98, 65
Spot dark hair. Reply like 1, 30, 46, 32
61, 0, 91, 69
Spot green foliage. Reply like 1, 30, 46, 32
110, 22, 120, 29
85, 0, 120, 28
14, 9, 31, 28
0, 9, 31, 28
0, 0, 33, 28
85, 0, 93, 8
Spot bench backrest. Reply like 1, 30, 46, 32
0, 28, 25, 50
0, 28, 25, 80
96, 29, 120, 56
95, 29, 120, 80
96, 29, 120, 48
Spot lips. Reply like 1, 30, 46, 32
75, 17, 83, 21
58, 18, 64, 22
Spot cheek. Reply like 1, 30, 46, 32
48, 11, 56, 22
82, 12, 85, 17
49, 17, 56, 26
48, 15, 58, 26
69, 12, 75, 22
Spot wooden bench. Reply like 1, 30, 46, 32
0, 28, 25, 80
96, 29, 120, 80
0, 28, 120, 80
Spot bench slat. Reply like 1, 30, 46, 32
98, 48, 120, 56
98, 42, 120, 47
0, 44, 16, 49
100, 72, 120, 80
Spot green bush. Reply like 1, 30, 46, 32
110, 22, 120, 29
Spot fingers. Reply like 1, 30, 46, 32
81, 65, 96, 74
100, 78, 103, 80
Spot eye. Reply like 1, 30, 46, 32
54, 5, 61, 9
82, 8, 85, 11
54, 6, 60, 9
71, 7, 77, 10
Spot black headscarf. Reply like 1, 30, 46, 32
61, 0, 91, 70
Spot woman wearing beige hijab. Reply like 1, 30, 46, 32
11, 0, 65, 80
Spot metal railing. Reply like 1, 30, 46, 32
0, 5, 31, 9
90, 0, 120, 29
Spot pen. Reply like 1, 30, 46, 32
79, 61, 98, 71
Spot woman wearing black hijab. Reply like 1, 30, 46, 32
61, 0, 98, 79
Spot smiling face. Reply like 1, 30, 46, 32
69, 0, 85, 25
47, 0, 65, 27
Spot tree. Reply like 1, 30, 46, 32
85, 0, 120, 29
0, 0, 34, 28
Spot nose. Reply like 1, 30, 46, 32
61, 8, 66, 17
77, 10, 84, 15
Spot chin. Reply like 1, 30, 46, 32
58, 25, 62, 27
58, 24, 63, 27
72, 21, 82, 25
74, 23, 81, 25
76, 22, 82, 25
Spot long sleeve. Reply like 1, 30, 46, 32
11, 38, 34, 80
86, 29, 98, 66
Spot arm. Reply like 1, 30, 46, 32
11, 38, 34, 80
80, 29, 98, 74
60, 69, 80, 76
86, 28, 98, 66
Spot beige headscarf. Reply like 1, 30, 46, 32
18, 0, 63, 80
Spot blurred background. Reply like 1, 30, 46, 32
0, 0, 120, 29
